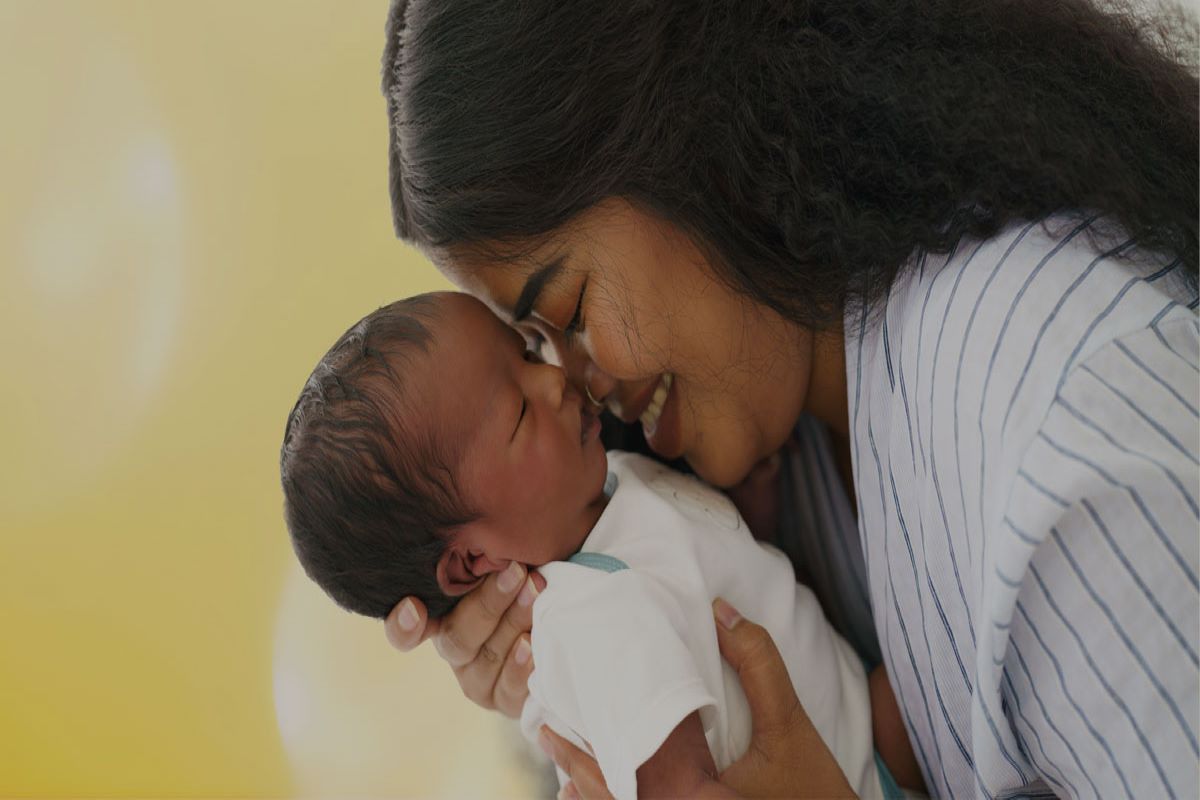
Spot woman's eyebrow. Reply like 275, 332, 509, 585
512, 256, 565, 322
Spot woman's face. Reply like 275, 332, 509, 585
438, 198, 818, 488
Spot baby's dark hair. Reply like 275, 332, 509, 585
280, 294, 477, 620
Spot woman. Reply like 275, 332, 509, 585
378, 0, 1198, 796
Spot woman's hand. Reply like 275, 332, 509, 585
540, 598, 857, 799
712, 598, 856, 798
383, 561, 547, 719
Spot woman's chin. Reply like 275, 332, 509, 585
687, 450, 757, 490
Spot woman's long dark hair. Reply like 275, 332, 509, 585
383, 0, 1197, 328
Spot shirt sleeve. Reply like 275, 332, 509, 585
998, 316, 1199, 799
523, 565, 717, 800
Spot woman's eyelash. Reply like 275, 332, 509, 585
564, 280, 587, 338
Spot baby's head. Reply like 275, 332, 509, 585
280, 292, 608, 619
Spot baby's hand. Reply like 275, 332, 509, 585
384, 562, 546, 718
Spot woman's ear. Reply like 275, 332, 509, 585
435, 543, 512, 597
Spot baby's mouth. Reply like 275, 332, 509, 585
580, 405, 599, 445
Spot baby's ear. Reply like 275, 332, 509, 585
435, 544, 510, 597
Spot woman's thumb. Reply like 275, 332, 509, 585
712, 597, 804, 737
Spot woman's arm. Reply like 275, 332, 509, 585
541, 599, 858, 800
995, 322, 1199, 798
383, 561, 545, 718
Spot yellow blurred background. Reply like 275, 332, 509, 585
0, 1, 544, 796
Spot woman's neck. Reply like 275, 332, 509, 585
803, 326, 849, 439
803, 325, 856, 507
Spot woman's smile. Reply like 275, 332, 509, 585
615, 371, 681, 458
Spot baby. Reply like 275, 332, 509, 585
280, 292, 920, 799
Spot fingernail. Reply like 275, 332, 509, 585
397, 598, 419, 632
514, 636, 532, 666
714, 597, 743, 630
497, 561, 525, 594
517, 576, 540, 607
538, 727, 555, 761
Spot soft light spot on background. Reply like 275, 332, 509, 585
0, 2, 533, 795
9, 30, 184, 516
272, 563, 541, 797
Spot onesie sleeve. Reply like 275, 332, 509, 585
990, 317, 1199, 799
522, 565, 718, 800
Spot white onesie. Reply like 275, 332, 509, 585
519, 451, 885, 800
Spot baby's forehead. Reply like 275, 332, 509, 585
417, 291, 514, 434
433, 290, 509, 328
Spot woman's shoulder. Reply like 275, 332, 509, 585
875, 213, 1194, 387
847, 212, 1195, 489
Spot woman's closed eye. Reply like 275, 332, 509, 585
563, 280, 586, 341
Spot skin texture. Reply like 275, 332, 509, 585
440, 198, 850, 489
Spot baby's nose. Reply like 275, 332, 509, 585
533, 361, 569, 406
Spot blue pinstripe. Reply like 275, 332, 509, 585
1005, 643, 1102, 798
1114, 340, 1198, 416
1053, 394, 1200, 523
1002, 671, 1077, 797
1026, 562, 1176, 796
1013, 601, 1135, 799
1046, 526, 1199, 753
1078, 364, 1199, 464
844, 216, 1196, 798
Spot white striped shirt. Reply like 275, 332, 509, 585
843, 215, 1199, 798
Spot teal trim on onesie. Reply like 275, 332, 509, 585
874, 751, 907, 800
566, 552, 629, 573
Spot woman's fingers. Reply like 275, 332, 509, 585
491, 633, 535, 719
443, 565, 545, 715
712, 597, 802, 738
539, 726, 614, 800
384, 596, 435, 652
384, 563, 546, 717
435, 562, 528, 668
713, 598, 856, 799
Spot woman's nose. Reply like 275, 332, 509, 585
551, 332, 615, 410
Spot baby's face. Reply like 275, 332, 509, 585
429, 294, 609, 566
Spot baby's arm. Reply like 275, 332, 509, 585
635, 711, 737, 799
